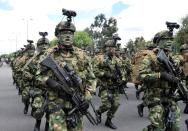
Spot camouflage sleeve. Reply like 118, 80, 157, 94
139, 56, 160, 82
35, 55, 52, 88
84, 56, 97, 100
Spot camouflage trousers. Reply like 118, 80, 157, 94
143, 101, 180, 131
49, 109, 83, 131
97, 89, 120, 119
22, 86, 30, 103
32, 93, 83, 131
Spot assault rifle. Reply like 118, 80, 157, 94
40, 56, 97, 125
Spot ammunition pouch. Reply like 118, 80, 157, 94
32, 108, 44, 120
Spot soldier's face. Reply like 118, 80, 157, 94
58, 31, 74, 46
37, 44, 49, 52
27, 50, 35, 57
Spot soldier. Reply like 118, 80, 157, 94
95, 35, 123, 129
21, 32, 50, 131
12, 48, 25, 89
120, 48, 132, 83
14, 41, 35, 95
180, 39, 188, 114
32, 9, 96, 131
136, 43, 157, 117
19, 41, 36, 114
140, 30, 181, 131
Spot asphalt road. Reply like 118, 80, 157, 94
0, 63, 187, 131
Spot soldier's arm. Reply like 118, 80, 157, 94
139, 56, 160, 82
84, 56, 97, 100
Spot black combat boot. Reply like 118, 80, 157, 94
147, 125, 155, 131
137, 104, 144, 117
34, 119, 41, 131
45, 121, 49, 131
45, 114, 49, 131
18, 88, 21, 95
105, 117, 117, 129
96, 110, 102, 123
24, 103, 29, 114
184, 103, 188, 114
185, 119, 188, 131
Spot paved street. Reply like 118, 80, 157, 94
0, 63, 187, 131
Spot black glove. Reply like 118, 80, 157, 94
160, 72, 178, 83
46, 78, 61, 90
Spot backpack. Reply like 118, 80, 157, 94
131, 50, 156, 84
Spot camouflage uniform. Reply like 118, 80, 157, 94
14, 42, 35, 95
95, 36, 125, 129
21, 33, 50, 131
136, 44, 157, 117
12, 49, 25, 89
140, 31, 181, 131
180, 41, 188, 114
17, 42, 36, 114
33, 10, 96, 131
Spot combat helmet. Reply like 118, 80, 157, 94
55, 9, 76, 47
153, 30, 173, 50
25, 40, 35, 51
55, 21, 76, 37
24, 40, 35, 56
37, 32, 49, 46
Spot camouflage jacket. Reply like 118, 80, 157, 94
35, 46, 96, 110
138, 51, 176, 103
94, 53, 123, 88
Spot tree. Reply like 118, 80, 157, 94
73, 31, 93, 48
126, 39, 135, 57
50, 38, 58, 47
174, 15, 188, 52
134, 37, 146, 50
85, 14, 118, 50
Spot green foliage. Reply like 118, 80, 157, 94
126, 37, 148, 57
73, 31, 93, 48
50, 38, 58, 47
84, 13, 118, 49
174, 15, 188, 52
